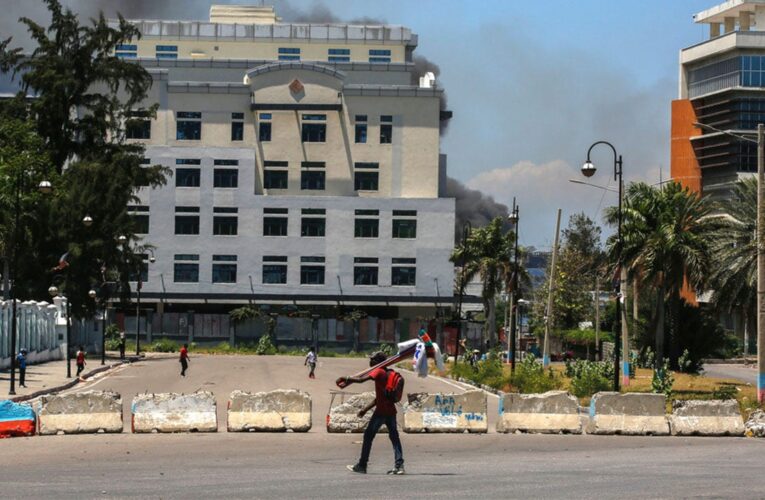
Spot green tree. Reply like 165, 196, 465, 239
451, 217, 513, 348
707, 177, 757, 354
605, 182, 714, 366
0, 0, 168, 318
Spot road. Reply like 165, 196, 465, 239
702, 363, 758, 385
1, 355, 764, 499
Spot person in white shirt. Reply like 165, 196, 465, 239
304, 348, 317, 379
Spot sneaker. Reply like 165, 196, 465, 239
387, 467, 405, 475
346, 464, 366, 474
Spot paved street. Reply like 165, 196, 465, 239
702, 363, 758, 385
0, 355, 763, 498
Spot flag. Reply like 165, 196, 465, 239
51, 252, 70, 272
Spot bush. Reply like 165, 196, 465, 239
379, 343, 396, 357
510, 355, 561, 394
636, 347, 655, 369
677, 349, 702, 374
148, 338, 178, 353
255, 335, 277, 355
711, 384, 738, 400
570, 361, 612, 398
104, 324, 122, 350
651, 359, 674, 397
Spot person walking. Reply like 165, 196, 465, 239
119, 330, 126, 360
75, 346, 86, 377
304, 347, 317, 379
340, 351, 405, 475
179, 343, 189, 377
16, 349, 27, 388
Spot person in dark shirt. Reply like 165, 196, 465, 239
341, 351, 404, 475
179, 344, 189, 377
17, 349, 27, 388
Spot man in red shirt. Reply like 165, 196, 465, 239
179, 343, 190, 377
341, 351, 404, 475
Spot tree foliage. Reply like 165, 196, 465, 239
0, 0, 168, 318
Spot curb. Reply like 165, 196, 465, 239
9, 358, 137, 403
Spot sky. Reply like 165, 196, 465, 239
0, 0, 715, 247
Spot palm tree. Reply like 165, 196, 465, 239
707, 177, 757, 355
605, 181, 714, 366
451, 217, 513, 349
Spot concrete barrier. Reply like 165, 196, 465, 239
38, 391, 122, 435
497, 391, 582, 434
669, 400, 744, 436
745, 409, 765, 437
588, 392, 669, 435
132, 392, 217, 433
403, 391, 487, 433
227, 389, 311, 432
0, 400, 35, 438
327, 392, 387, 433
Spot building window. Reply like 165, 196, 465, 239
156, 45, 178, 59
212, 255, 237, 284
301, 114, 326, 142
176, 168, 200, 187
214, 169, 238, 188
176, 111, 201, 140
380, 115, 393, 144
301, 161, 325, 190
175, 215, 199, 235
128, 205, 150, 234
301, 208, 326, 237
263, 208, 288, 236
174, 254, 199, 283
354, 115, 367, 143
328, 48, 350, 62
231, 112, 244, 141
369, 49, 391, 63
213, 216, 238, 235
392, 258, 416, 286
392, 210, 417, 238
354, 257, 379, 286
278, 47, 301, 61
125, 110, 151, 139
300, 256, 325, 285
264, 171, 288, 189
259, 113, 272, 142
354, 209, 379, 238
115, 44, 137, 58
354, 162, 379, 191
128, 254, 150, 283
263, 255, 288, 284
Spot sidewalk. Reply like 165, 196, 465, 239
0, 354, 129, 401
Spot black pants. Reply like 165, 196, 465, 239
180, 359, 188, 376
76, 363, 84, 376
119, 343, 125, 360
19, 367, 25, 386
359, 413, 404, 468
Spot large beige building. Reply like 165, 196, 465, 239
115, 5, 458, 339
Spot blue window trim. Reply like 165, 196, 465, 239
329, 48, 351, 55
328, 56, 350, 62
156, 45, 178, 52
278, 47, 301, 54
156, 53, 178, 59
369, 49, 391, 56
116, 44, 138, 51
278, 55, 300, 61
369, 57, 391, 63
116, 52, 137, 59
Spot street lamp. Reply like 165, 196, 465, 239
507, 202, 520, 372
582, 140, 623, 392
117, 237, 154, 356
454, 221, 472, 363
7, 177, 52, 395
82, 215, 93, 227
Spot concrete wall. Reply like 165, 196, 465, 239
403, 391, 487, 433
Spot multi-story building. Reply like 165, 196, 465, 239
114, 5, 456, 325
672, 0, 765, 199
671, 0, 764, 347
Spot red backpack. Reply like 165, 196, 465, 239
384, 369, 405, 403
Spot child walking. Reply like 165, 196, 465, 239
180, 343, 190, 377
76, 346, 86, 377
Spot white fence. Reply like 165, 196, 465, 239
0, 298, 64, 369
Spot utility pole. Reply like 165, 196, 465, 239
595, 275, 600, 361
543, 208, 562, 368
758, 123, 765, 403
621, 266, 630, 386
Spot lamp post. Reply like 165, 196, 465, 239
118, 236, 155, 356
454, 221, 472, 362
7, 178, 51, 395
508, 203, 520, 372
582, 140, 623, 392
